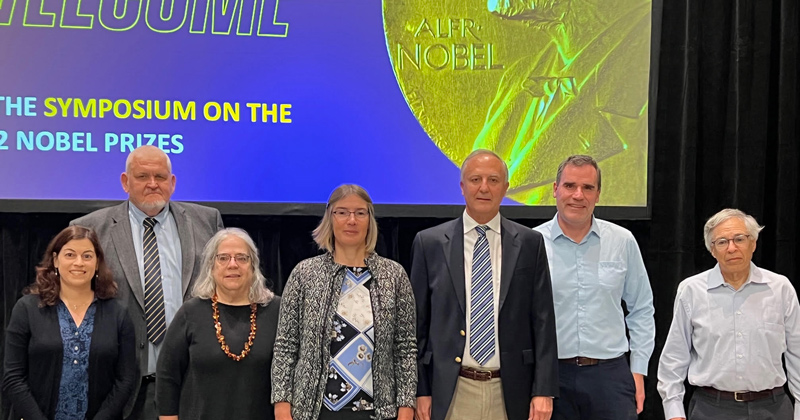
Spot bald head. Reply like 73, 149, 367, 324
126, 145, 172, 174
121, 146, 176, 217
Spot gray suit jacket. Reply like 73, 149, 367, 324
71, 201, 223, 413
410, 216, 559, 420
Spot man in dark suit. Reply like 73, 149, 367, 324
411, 149, 559, 420
72, 145, 223, 419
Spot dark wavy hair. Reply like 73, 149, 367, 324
28, 225, 117, 306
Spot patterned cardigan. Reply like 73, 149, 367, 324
272, 252, 417, 420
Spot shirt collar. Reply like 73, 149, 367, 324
462, 210, 502, 235
549, 213, 600, 243
707, 262, 765, 290
128, 201, 170, 226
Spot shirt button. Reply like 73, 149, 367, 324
736, 311, 742, 315
738, 376, 743, 379
737, 354, 743, 359
74, 346, 79, 351
73, 360, 78, 365
737, 332, 742, 337
74, 332, 78, 336
455, 357, 462, 363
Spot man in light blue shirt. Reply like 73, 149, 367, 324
658, 209, 800, 420
534, 155, 655, 420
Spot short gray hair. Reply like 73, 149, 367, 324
192, 228, 274, 305
460, 149, 509, 182
312, 184, 378, 254
556, 155, 602, 191
125, 145, 173, 173
703, 208, 764, 252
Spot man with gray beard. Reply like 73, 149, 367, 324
72, 145, 223, 419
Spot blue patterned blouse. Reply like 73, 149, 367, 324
55, 301, 97, 420
323, 267, 375, 412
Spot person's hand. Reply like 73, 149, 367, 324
633, 372, 645, 414
415, 396, 431, 420
398, 406, 414, 420
528, 396, 553, 420
274, 402, 293, 420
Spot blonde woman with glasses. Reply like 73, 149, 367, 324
272, 184, 417, 420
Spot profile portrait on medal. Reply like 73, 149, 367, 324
475, 0, 651, 200
155, 227, 281, 420
383, 0, 650, 205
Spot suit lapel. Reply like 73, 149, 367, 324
499, 217, 520, 311
171, 203, 196, 298
446, 218, 466, 315
110, 203, 145, 310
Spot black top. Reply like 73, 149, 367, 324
2, 294, 138, 420
156, 296, 280, 420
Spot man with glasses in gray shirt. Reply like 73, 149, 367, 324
658, 208, 800, 420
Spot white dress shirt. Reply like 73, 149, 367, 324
462, 210, 502, 369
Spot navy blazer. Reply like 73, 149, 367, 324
2, 295, 137, 420
410, 216, 559, 420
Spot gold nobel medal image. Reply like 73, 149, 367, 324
384, 0, 651, 205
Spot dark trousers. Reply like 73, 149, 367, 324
553, 356, 637, 420
688, 388, 792, 420
125, 377, 157, 420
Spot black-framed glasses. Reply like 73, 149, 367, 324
331, 208, 369, 220
215, 253, 251, 265
710, 234, 752, 250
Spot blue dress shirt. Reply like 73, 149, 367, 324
657, 263, 800, 420
55, 301, 97, 420
534, 215, 655, 375
128, 202, 183, 374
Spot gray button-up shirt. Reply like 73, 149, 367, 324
657, 263, 800, 419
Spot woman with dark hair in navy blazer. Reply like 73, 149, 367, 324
2, 225, 137, 420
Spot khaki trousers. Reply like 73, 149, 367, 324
444, 376, 508, 420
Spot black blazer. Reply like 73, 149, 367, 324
2, 294, 137, 420
410, 216, 559, 420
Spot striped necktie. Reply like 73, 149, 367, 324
469, 225, 496, 365
143, 217, 166, 345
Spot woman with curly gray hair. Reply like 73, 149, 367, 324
157, 228, 280, 420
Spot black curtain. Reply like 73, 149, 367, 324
644, 0, 799, 417
1, 1, 798, 419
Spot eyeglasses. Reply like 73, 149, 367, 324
331, 208, 369, 220
710, 234, 752, 250
215, 253, 251, 265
